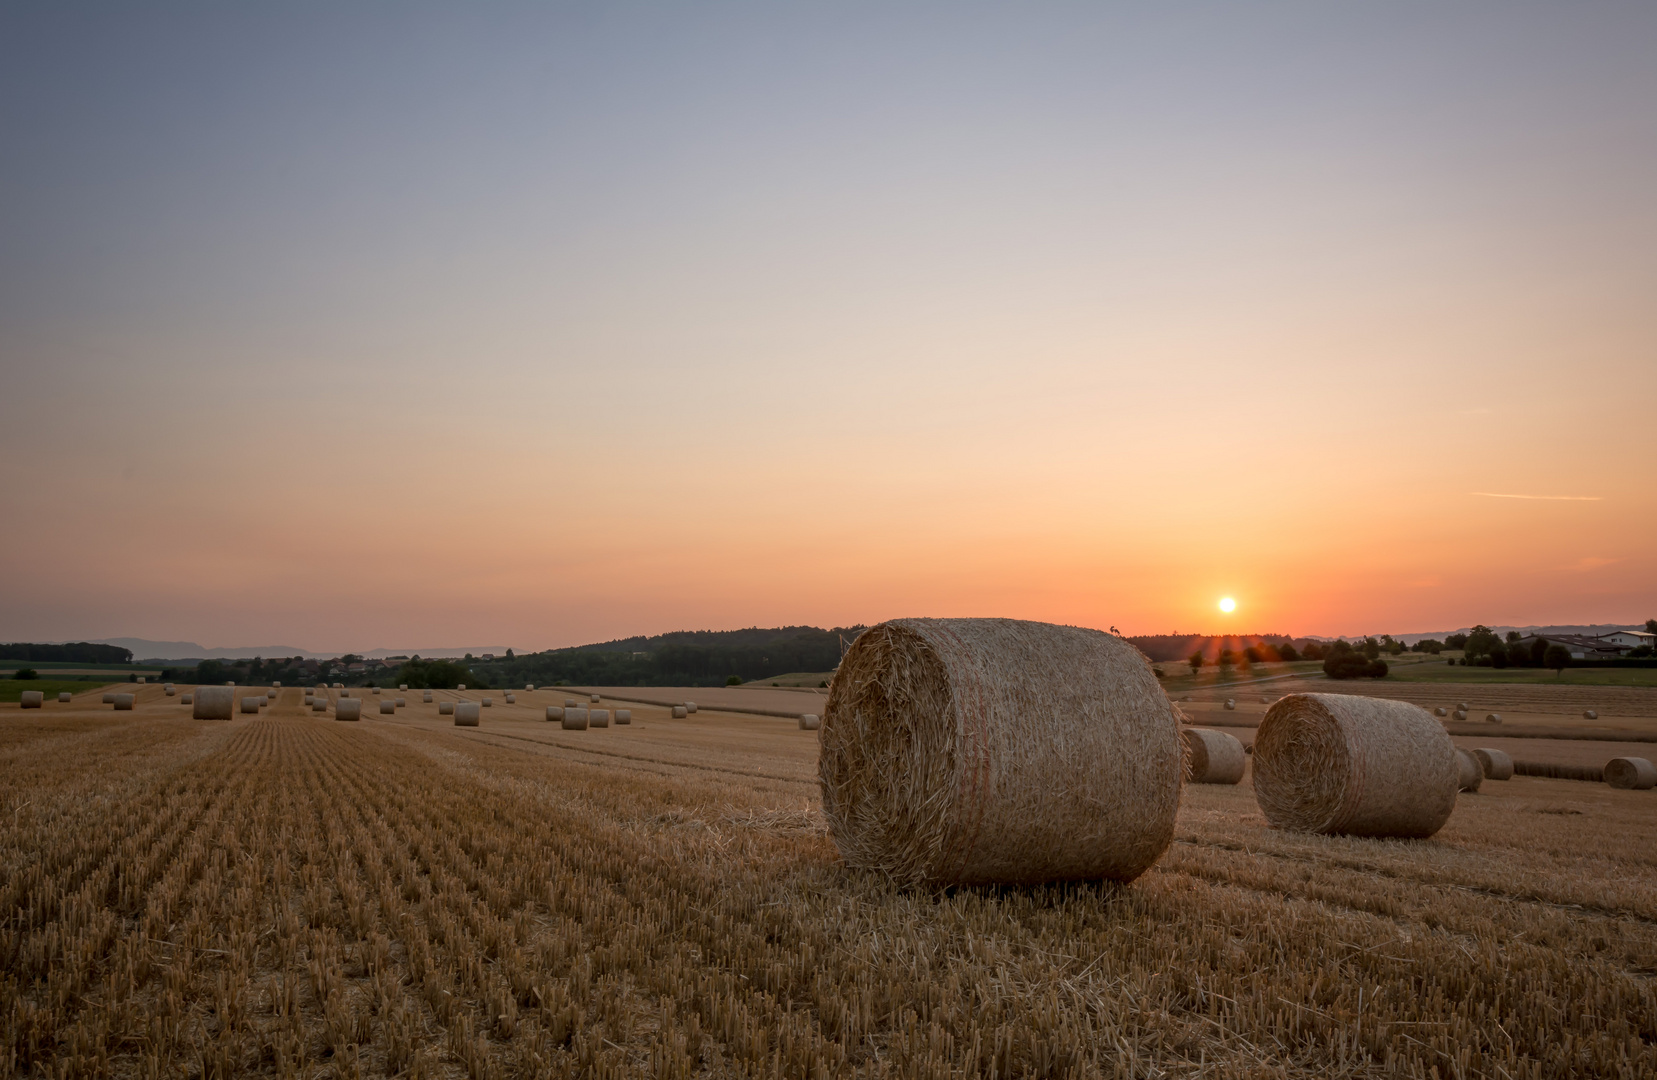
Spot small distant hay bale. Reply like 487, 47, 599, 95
180, 694, 193, 705
820, 617, 1182, 885
57, 692, 71, 703
240, 696, 261, 714
102, 693, 116, 704
165, 686, 176, 696
590, 694, 600, 703
136, 676, 146, 683
672, 706, 687, 718
399, 684, 408, 691
481, 696, 493, 707
1485, 713, 1502, 724
1605, 757, 1657, 790
525, 684, 535, 691
800, 713, 820, 730
266, 689, 277, 699
565, 698, 577, 708
1224, 699, 1236, 711
1455, 748, 1483, 793
21, 691, 43, 708
504, 693, 515, 704
1183, 728, 1246, 784
333, 683, 343, 689
311, 697, 328, 713
272, 681, 282, 688
615, 709, 631, 724
457, 683, 466, 691
438, 702, 455, 715
1434, 707, 1447, 717
194, 687, 235, 720
1584, 709, 1598, 720
590, 709, 610, 728
1453, 710, 1468, 721
1456, 701, 1469, 712
1474, 748, 1513, 780
379, 700, 395, 714
454, 702, 480, 726
546, 706, 564, 722
684, 701, 697, 714
336, 698, 362, 722
394, 697, 406, 708
1252, 693, 1457, 838
562, 707, 589, 730
422, 691, 433, 702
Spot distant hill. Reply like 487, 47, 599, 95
478, 626, 866, 688
83, 638, 509, 661
1387, 624, 1647, 645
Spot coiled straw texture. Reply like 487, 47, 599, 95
1253, 694, 1457, 838
818, 617, 1183, 886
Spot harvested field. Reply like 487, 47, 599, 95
3, 687, 1656, 1078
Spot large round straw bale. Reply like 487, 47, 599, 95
1455, 748, 1483, 793
180, 694, 193, 705
438, 702, 455, 715
1224, 699, 1236, 711
590, 694, 600, 703
379, 700, 395, 714
504, 693, 514, 704
1183, 728, 1246, 784
562, 708, 589, 730
311, 697, 328, 713
1605, 757, 1657, 790
672, 705, 687, 718
194, 687, 235, 720
799, 713, 820, 730
615, 709, 631, 724
240, 696, 261, 714
103, 693, 116, 704
819, 617, 1182, 886
684, 701, 697, 714
394, 697, 406, 708
590, 709, 610, 728
1253, 694, 1457, 838
1474, 748, 1513, 780
57, 692, 72, 703
336, 698, 362, 722
21, 691, 43, 708
1584, 709, 1598, 720
454, 702, 480, 726
546, 706, 564, 722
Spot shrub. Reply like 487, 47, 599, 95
1544, 644, 1571, 676
12, 668, 38, 680
1278, 643, 1300, 662
726, 675, 743, 685
1324, 654, 1388, 680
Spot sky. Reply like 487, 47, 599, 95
2, 2, 1654, 653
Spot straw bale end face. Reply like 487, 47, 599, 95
1605, 757, 1657, 790
819, 617, 1183, 887
193, 686, 235, 721
1183, 728, 1245, 784
21, 691, 44, 708
336, 698, 362, 722
1253, 694, 1456, 838
454, 702, 479, 726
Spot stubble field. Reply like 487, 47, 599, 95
3, 683, 1656, 1078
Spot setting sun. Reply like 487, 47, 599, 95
1219, 597, 1236, 613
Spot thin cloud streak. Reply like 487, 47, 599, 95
1472, 492, 1603, 501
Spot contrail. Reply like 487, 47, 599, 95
1472, 492, 1602, 501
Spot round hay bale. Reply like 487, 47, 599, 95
165, 686, 176, 696
1433, 707, 1447, 717
565, 698, 578, 708
379, 700, 395, 714
454, 702, 480, 727
394, 698, 406, 708
457, 683, 466, 691
102, 693, 116, 704
1183, 728, 1246, 784
800, 713, 821, 730
336, 698, 362, 722
333, 683, 343, 689
672, 705, 687, 719
590, 694, 600, 704
1455, 748, 1483, 793
422, 691, 433, 703
194, 687, 235, 720
1456, 701, 1469, 712
398, 684, 407, 691
820, 617, 1182, 886
57, 692, 71, 703
272, 681, 281, 688
562, 707, 589, 730
615, 709, 631, 725
546, 706, 564, 722
481, 696, 493, 707
240, 696, 261, 714
20, 691, 43, 708
590, 709, 610, 728
1473, 747, 1513, 781
1485, 713, 1502, 724
1453, 710, 1468, 721
1584, 709, 1598, 720
504, 694, 514, 704
438, 702, 455, 715
372, 687, 380, 694
227, 681, 235, 687
267, 689, 277, 699
525, 684, 535, 691
684, 701, 698, 714
311, 697, 328, 713
1224, 699, 1236, 711
1252, 693, 1457, 838
180, 694, 193, 705
1605, 757, 1657, 790
136, 676, 146, 684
